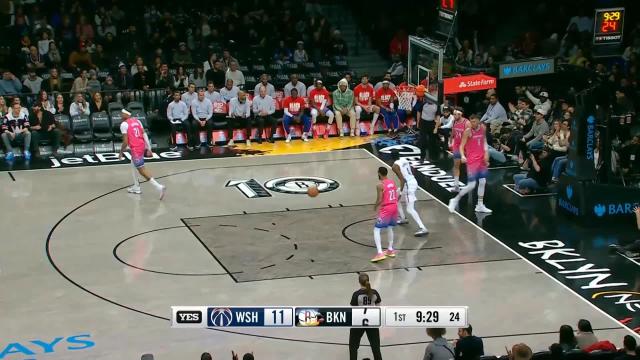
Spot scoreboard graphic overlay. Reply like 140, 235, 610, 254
171, 306, 468, 328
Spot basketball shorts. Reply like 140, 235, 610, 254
452, 149, 462, 160
131, 150, 145, 169
375, 205, 398, 228
402, 179, 418, 202
467, 161, 488, 181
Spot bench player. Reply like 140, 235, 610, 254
391, 151, 428, 236
372, 167, 398, 262
118, 109, 166, 199
448, 114, 492, 213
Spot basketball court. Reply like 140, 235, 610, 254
0, 149, 630, 359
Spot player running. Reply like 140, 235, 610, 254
391, 151, 428, 236
118, 109, 166, 199
372, 167, 398, 262
448, 114, 492, 214
450, 107, 469, 192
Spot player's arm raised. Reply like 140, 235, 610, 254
459, 128, 471, 163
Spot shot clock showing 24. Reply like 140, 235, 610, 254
593, 8, 625, 45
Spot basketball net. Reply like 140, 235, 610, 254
397, 85, 416, 111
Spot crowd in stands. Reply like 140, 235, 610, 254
139, 319, 639, 360
0, 0, 377, 160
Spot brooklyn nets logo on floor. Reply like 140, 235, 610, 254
226, 176, 340, 198
265, 176, 340, 194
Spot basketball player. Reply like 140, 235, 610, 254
372, 167, 398, 262
118, 109, 166, 199
349, 273, 382, 360
448, 114, 492, 213
391, 151, 428, 236
450, 108, 469, 192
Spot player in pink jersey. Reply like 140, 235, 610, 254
372, 167, 398, 262
448, 114, 492, 214
118, 109, 166, 199
450, 107, 469, 192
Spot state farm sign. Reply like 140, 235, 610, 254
443, 74, 496, 94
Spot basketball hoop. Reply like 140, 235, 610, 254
397, 85, 416, 111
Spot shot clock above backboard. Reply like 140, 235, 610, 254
593, 8, 625, 45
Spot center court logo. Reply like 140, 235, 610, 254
264, 176, 340, 194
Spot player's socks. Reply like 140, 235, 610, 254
397, 203, 406, 223
373, 227, 383, 254
149, 178, 163, 191
407, 200, 426, 231
387, 228, 395, 251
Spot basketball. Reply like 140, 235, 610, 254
307, 186, 319, 197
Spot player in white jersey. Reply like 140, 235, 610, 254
391, 151, 428, 236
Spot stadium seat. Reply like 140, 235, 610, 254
54, 114, 72, 132
211, 101, 228, 144
127, 101, 145, 114
71, 115, 93, 143
269, 63, 282, 73
588, 351, 616, 360
108, 102, 124, 134
285, 63, 299, 74
531, 351, 552, 360
302, 62, 316, 71
91, 112, 113, 141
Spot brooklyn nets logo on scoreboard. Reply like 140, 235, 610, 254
264, 176, 340, 194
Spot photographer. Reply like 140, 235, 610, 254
513, 148, 552, 194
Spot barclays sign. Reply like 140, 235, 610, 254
499, 58, 555, 79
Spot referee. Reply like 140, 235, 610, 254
417, 97, 441, 162
349, 273, 382, 360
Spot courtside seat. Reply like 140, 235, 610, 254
127, 101, 145, 114
210, 101, 229, 144
108, 102, 124, 134
54, 113, 71, 131
72, 115, 92, 143
91, 111, 113, 141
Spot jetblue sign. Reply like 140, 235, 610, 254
499, 58, 555, 79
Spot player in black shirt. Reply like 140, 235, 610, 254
349, 273, 382, 360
